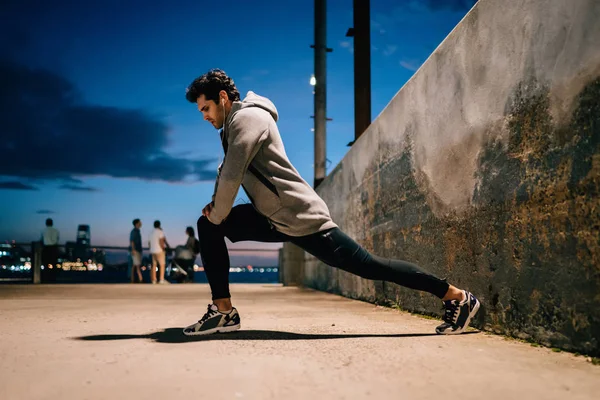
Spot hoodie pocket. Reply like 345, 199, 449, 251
248, 164, 278, 197
242, 173, 282, 217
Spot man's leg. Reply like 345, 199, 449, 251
291, 228, 480, 334
197, 204, 288, 310
184, 205, 288, 336
47, 246, 58, 282
158, 251, 166, 282
291, 228, 450, 297
150, 254, 157, 283
131, 253, 142, 283
134, 264, 143, 282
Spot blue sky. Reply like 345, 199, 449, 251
0, 0, 475, 250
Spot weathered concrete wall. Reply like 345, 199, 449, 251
279, 244, 304, 286
283, 0, 600, 355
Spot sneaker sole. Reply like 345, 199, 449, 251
437, 299, 480, 335
182, 323, 241, 336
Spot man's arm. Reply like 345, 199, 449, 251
208, 110, 268, 224
160, 231, 168, 250
129, 231, 138, 254
212, 162, 223, 203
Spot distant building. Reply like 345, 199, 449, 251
63, 224, 105, 267
76, 225, 90, 247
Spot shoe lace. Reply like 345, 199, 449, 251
442, 301, 460, 324
198, 304, 218, 324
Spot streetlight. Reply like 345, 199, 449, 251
309, 74, 316, 86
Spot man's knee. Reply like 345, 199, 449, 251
197, 215, 208, 234
197, 215, 218, 237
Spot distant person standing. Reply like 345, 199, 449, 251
41, 218, 60, 282
129, 219, 143, 283
149, 220, 169, 284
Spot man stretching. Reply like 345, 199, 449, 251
183, 69, 480, 336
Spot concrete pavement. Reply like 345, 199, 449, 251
1, 284, 598, 400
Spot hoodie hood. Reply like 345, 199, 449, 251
226, 91, 278, 125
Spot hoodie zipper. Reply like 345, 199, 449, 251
221, 130, 279, 197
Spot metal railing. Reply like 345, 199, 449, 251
0, 242, 281, 284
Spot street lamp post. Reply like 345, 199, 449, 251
346, 0, 371, 145
312, 0, 331, 189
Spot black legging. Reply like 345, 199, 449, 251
197, 204, 449, 300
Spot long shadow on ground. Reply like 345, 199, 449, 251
74, 328, 478, 343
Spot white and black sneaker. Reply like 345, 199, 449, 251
183, 304, 241, 336
436, 290, 480, 335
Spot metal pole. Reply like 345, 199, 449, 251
314, 0, 327, 188
32, 241, 41, 284
353, 0, 371, 141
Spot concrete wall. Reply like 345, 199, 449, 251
279, 245, 304, 286
283, 0, 600, 355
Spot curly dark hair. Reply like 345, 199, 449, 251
185, 69, 241, 103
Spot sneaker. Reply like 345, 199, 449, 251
183, 304, 241, 336
436, 290, 480, 335
158, 280, 170, 284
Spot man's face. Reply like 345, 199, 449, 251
136, 221, 142, 229
196, 94, 225, 129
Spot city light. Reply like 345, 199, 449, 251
0, 236, 279, 281
60, 261, 102, 272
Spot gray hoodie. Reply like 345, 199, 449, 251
208, 91, 337, 237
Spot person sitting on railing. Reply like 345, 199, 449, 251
171, 227, 200, 283
184, 226, 200, 256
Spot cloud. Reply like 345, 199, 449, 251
36, 210, 55, 215
370, 20, 386, 35
0, 60, 217, 185
399, 59, 421, 72
0, 181, 39, 190
383, 45, 398, 57
59, 184, 99, 192
339, 41, 354, 54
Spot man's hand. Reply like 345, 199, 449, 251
202, 202, 214, 217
